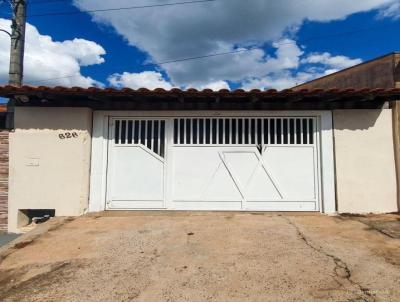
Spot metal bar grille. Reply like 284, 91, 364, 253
114, 119, 166, 157
173, 117, 316, 145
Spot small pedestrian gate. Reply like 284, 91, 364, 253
106, 115, 321, 211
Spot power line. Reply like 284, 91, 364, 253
29, 0, 72, 5
153, 23, 398, 65
28, 0, 156, 5
0, 28, 11, 37
28, 0, 216, 17
29, 0, 70, 4
28, 74, 80, 84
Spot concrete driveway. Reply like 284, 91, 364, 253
0, 213, 399, 302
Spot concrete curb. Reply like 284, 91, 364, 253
0, 217, 74, 264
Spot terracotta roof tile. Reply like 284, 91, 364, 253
0, 85, 400, 100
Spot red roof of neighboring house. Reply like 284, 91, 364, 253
0, 104, 6, 112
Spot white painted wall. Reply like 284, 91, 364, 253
10, 107, 395, 232
333, 109, 398, 213
8, 107, 92, 233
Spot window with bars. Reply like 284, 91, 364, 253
114, 119, 166, 157
173, 118, 315, 145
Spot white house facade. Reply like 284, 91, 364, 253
1, 86, 399, 233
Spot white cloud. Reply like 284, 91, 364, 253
107, 40, 305, 90
74, 0, 395, 87
107, 71, 231, 91
0, 18, 105, 87
301, 53, 362, 70
379, 1, 400, 19
108, 71, 173, 90
241, 69, 325, 91
109, 42, 361, 91
241, 49, 362, 91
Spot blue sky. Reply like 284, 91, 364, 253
0, 0, 399, 91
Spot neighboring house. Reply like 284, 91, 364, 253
0, 85, 399, 233
294, 52, 400, 90
0, 104, 9, 232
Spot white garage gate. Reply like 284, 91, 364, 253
105, 113, 323, 212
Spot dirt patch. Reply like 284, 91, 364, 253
360, 218, 400, 239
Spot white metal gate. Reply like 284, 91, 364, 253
107, 118, 166, 209
170, 117, 319, 211
106, 115, 321, 211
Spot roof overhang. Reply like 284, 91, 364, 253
1, 86, 400, 110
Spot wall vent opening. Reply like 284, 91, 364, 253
18, 209, 55, 228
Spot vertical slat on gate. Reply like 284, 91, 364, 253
145, 120, 148, 148
216, 118, 220, 144
138, 120, 142, 145
261, 119, 264, 146
196, 118, 200, 145
210, 119, 214, 144
203, 118, 206, 145
114, 120, 119, 144
229, 118, 232, 144
209, 119, 213, 144
225, 119, 228, 144
273, 119, 277, 145
311, 118, 315, 145
305, 118, 309, 144
235, 118, 239, 145
183, 119, 186, 144
157, 120, 161, 155
220, 118, 224, 144
178, 119, 181, 144
132, 121, 136, 145
125, 120, 129, 145
300, 118, 303, 144
242, 118, 245, 144
280, 119, 283, 145
188, 119, 192, 144
247, 119, 251, 145
123, 120, 128, 144
160, 121, 165, 158
294, 118, 297, 145
118, 120, 122, 144
149, 121, 153, 150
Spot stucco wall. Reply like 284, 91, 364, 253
333, 109, 398, 213
8, 107, 92, 233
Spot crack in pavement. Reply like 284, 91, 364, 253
281, 215, 375, 302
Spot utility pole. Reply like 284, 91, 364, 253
8, 0, 27, 87
3, 0, 27, 129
